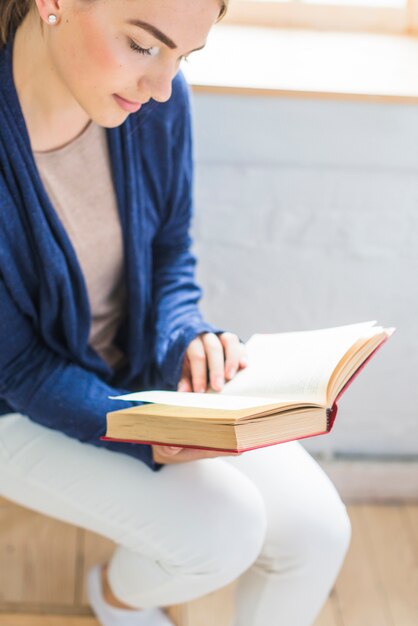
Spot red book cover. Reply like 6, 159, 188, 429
100, 334, 390, 453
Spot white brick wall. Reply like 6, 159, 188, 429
190, 92, 418, 458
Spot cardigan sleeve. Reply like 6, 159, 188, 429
151, 74, 223, 390
0, 278, 164, 472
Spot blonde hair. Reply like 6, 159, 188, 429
0, 0, 229, 48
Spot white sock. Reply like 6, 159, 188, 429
87, 564, 174, 626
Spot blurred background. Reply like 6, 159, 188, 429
182, 0, 418, 483
181, 2, 418, 623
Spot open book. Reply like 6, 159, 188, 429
101, 321, 394, 453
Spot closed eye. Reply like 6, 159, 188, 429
129, 39, 154, 56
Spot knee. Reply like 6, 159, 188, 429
178, 471, 268, 584
273, 491, 351, 575
309, 498, 351, 569
107, 474, 268, 608
216, 480, 268, 576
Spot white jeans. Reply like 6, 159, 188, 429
0, 412, 351, 626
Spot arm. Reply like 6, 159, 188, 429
0, 277, 164, 471
152, 73, 222, 389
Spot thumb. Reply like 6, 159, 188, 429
164, 446, 183, 455
177, 377, 192, 392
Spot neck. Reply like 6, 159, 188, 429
12, 9, 91, 152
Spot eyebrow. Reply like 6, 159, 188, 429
126, 19, 206, 55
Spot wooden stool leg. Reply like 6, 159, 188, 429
166, 582, 237, 626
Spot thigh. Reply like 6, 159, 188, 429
0, 413, 267, 564
223, 441, 350, 560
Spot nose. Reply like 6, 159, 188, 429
140, 63, 175, 104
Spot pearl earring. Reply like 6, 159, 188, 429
47, 14, 58, 24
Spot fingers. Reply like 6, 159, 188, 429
152, 445, 183, 464
186, 336, 208, 393
202, 332, 225, 391
239, 348, 248, 369
180, 332, 249, 395
152, 444, 243, 465
177, 358, 193, 392
177, 378, 192, 392
162, 445, 183, 455
219, 332, 247, 381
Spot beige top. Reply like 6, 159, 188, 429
33, 120, 127, 370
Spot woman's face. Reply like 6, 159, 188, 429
35, 0, 221, 126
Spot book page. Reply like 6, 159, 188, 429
220, 321, 380, 405
109, 390, 280, 410
110, 321, 385, 409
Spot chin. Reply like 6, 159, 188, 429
89, 108, 129, 129
78, 94, 130, 128
101, 117, 129, 129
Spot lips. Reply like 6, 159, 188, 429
113, 94, 144, 113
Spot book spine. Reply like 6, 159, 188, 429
325, 334, 390, 436
326, 404, 338, 432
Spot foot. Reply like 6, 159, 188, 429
101, 563, 139, 610
86, 563, 175, 626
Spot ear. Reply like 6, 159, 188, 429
33, 0, 63, 24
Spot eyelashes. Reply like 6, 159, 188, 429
129, 39, 154, 56
128, 38, 189, 63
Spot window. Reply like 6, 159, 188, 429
224, 0, 418, 34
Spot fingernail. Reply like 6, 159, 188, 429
214, 376, 224, 389
228, 368, 236, 379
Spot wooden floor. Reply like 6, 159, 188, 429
0, 502, 417, 626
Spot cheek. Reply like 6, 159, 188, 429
71, 15, 131, 91
84, 26, 119, 80
86, 34, 117, 76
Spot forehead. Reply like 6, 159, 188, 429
117, 0, 221, 45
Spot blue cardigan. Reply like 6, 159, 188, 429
0, 29, 220, 472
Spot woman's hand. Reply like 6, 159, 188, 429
152, 444, 242, 465
152, 332, 247, 465
177, 331, 247, 393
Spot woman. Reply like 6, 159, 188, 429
0, 1, 351, 625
